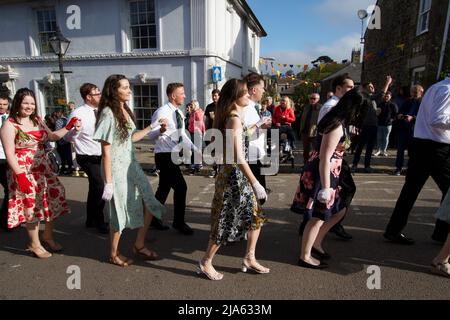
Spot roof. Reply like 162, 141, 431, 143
321, 63, 362, 83
231, 0, 268, 37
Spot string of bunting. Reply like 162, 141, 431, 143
364, 42, 406, 61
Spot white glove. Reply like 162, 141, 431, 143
317, 188, 333, 204
102, 183, 114, 201
252, 181, 267, 201
256, 117, 271, 128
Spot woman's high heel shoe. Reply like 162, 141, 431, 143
27, 246, 52, 259
196, 260, 224, 281
241, 252, 270, 274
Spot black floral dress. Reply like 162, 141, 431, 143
292, 125, 350, 221
210, 115, 267, 245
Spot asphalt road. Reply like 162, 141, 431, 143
0, 160, 449, 300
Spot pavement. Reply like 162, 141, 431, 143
0, 140, 449, 300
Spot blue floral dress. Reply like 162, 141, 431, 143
93, 107, 165, 233
292, 125, 350, 221
210, 115, 267, 245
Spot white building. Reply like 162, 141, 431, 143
0, 0, 266, 128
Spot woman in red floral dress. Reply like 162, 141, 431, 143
0, 88, 79, 258
292, 89, 369, 269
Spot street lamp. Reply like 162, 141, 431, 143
357, 9, 368, 44
49, 26, 71, 103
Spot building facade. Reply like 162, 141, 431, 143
362, 0, 450, 92
0, 0, 266, 128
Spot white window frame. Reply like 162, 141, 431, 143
411, 66, 426, 85
35, 7, 57, 55
130, 81, 160, 130
127, 0, 159, 51
416, 0, 432, 36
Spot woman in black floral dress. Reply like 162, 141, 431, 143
294, 89, 369, 269
197, 79, 269, 281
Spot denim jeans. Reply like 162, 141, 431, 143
377, 125, 392, 153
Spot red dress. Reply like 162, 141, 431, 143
6, 118, 70, 228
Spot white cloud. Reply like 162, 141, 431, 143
314, 0, 376, 26
267, 33, 361, 67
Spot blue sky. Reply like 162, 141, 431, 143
246, 0, 375, 69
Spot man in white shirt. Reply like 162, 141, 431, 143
148, 83, 196, 235
66, 83, 108, 234
0, 94, 10, 230
242, 73, 272, 190
385, 74, 450, 244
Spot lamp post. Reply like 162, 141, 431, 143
357, 9, 368, 45
49, 26, 71, 104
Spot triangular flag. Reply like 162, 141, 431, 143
303, 64, 308, 72
283, 64, 287, 68
297, 65, 301, 68
290, 64, 294, 68
396, 43, 405, 51
277, 63, 280, 67
259, 58, 263, 65
277, 70, 281, 77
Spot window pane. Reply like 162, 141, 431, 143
130, 1, 138, 14
131, 26, 139, 38
147, 12, 155, 24
149, 37, 156, 48
132, 38, 140, 49
139, 1, 146, 13
150, 85, 158, 96
139, 13, 147, 24
140, 37, 149, 48
140, 26, 148, 37
149, 25, 156, 36
130, 13, 138, 25
142, 86, 150, 96
148, 0, 155, 11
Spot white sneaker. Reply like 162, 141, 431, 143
382, 152, 389, 157
373, 151, 381, 157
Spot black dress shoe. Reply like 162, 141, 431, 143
172, 222, 194, 235
330, 224, 353, 240
297, 259, 329, 269
383, 232, 415, 245
311, 247, 331, 260
151, 218, 170, 231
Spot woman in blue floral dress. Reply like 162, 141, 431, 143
293, 89, 369, 269
94, 75, 165, 267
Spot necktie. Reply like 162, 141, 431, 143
175, 109, 183, 143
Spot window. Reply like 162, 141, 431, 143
412, 66, 426, 85
42, 82, 65, 115
133, 84, 159, 129
417, 0, 432, 35
130, 0, 157, 49
36, 8, 57, 54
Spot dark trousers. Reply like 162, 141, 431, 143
279, 125, 296, 148
385, 138, 450, 238
57, 143, 73, 172
0, 161, 9, 230
76, 155, 106, 225
249, 161, 266, 190
395, 129, 413, 171
353, 125, 378, 168
155, 152, 187, 226
301, 135, 314, 165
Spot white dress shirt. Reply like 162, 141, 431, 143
148, 102, 195, 153
0, 113, 8, 160
318, 95, 339, 123
65, 104, 102, 156
414, 77, 450, 144
243, 100, 266, 162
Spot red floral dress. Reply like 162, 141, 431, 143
6, 118, 70, 228
291, 126, 350, 221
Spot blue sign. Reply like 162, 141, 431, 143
212, 66, 222, 83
